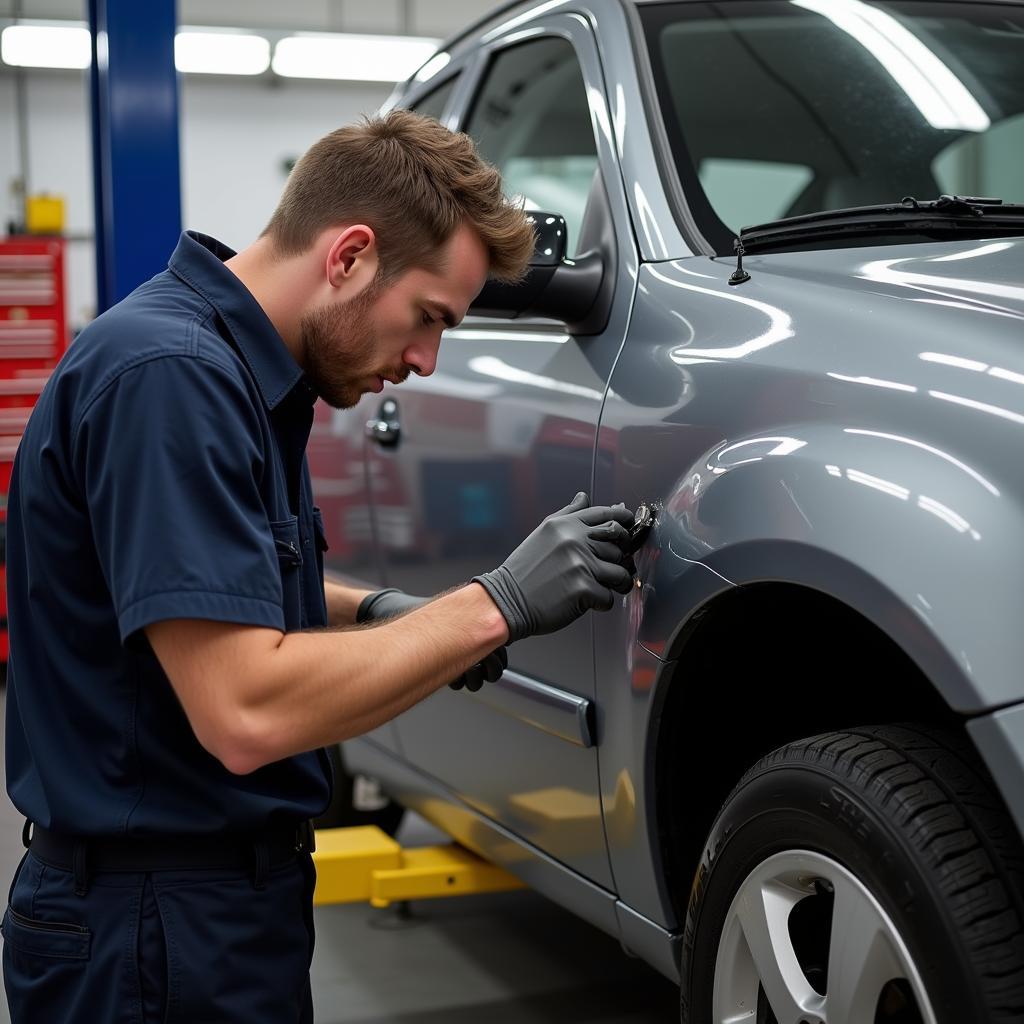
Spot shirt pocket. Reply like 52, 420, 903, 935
2, 905, 91, 959
270, 516, 303, 632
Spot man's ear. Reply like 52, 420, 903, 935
325, 225, 378, 289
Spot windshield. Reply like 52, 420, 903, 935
640, 1, 1024, 253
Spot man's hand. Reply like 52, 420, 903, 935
357, 589, 506, 691
472, 491, 635, 643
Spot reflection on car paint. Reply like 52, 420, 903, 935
632, 181, 671, 260
844, 428, 999, 496
858, 254, 1024, 309
709, 436, 808, 473
468, 355, 606, 401
827, 371, 918, 393
413, 51, 451, 84
647, 265, 795, 363
928, 389, 1024, 428
930, 241, 1014, 263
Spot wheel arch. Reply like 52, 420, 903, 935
648, 578, 962, 927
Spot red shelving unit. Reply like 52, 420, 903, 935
0, 236, 70, 664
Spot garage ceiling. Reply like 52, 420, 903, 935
0, 0, 504, 37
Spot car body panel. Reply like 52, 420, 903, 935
599, 240, 1024, 714
590, 238, 1024, 925
333, 0, 1024, 986
360, 9, 641, 888
608, 0, 700, 260
346, 732, 623, 936
967, 701, 1024, 844
347, 729, 685, 981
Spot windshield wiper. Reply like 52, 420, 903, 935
737, 195, 1024, 254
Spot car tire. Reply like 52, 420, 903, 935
313, 743, 405, 836
680, 724, 1024, 1024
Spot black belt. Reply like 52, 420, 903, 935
24, 821, 316, 895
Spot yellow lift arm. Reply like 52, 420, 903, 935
312, 826, 526, 908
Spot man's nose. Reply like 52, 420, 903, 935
404, 341, 439, 378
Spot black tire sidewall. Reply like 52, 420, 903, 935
682, 764, 984, 1023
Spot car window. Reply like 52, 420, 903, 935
409, 75, 459, 121
700, 159, 814, 231
641, 1, 1024, 254
933, 111, 1024, 200
465, 37, 599, 256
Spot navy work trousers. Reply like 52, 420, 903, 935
2, 850, 316, 1022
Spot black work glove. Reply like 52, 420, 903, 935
471, 491, 635, 644
356, 588, 507, 692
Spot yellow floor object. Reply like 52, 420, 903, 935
312, 826, 527, 909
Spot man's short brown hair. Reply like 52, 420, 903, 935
262, 109, 534, 284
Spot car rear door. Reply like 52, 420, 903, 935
364, 13, 638, 888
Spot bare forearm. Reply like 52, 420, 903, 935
150, 494, 636, 776
323, 578, 374, 627
167, 581, 512, 770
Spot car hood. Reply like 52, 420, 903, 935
752, 235, 1024, 324
727, 237, 1024, 404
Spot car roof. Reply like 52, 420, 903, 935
429, 1, 536, 60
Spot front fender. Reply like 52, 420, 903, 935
635, 422, 1021, 713
592, 421, 1022, 929
593, 249, 1024, 930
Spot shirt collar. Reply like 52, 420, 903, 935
168, 231, 314, 410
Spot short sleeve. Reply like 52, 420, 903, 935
73, 355, 285, 646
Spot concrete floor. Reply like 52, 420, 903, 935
0, 689, 679, 1022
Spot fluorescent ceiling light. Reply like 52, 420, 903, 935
792, 0, 989, 132
2, 21, 434, 83
175, 31, 270, 76
1, 22, 271, 76
1, 24, 90, 69
273, 33, 440, 82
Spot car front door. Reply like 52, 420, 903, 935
310, 70, 468, 761
364, 14, 639, 887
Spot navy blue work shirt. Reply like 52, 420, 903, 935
5, 231, 332, 835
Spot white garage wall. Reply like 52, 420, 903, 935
0, 71, 96, 329
0, 71, 393, 330
0, 0, 505, 331
179, 77, 392, 255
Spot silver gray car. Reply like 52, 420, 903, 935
310, 1, 1024, 1020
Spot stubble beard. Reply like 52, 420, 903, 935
299, 282, 383, 410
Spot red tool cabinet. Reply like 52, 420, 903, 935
0, 237, 71, 665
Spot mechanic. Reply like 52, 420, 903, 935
1, 110, 636, 1022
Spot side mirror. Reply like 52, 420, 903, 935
469, 211, 604, 331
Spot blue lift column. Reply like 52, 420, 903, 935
88, 0, 181, 313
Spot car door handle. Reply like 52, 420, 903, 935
365, 398, 401, 447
